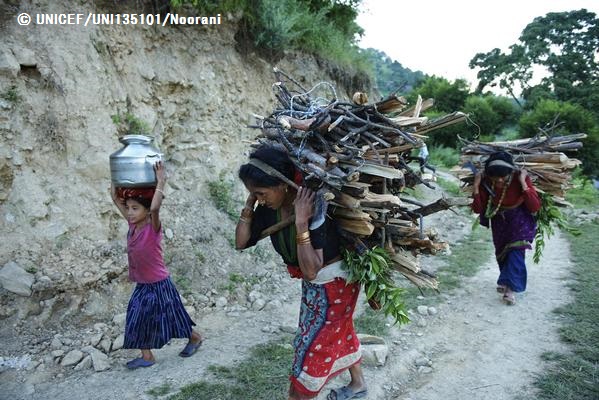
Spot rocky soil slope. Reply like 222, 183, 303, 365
0, 0, 368, 365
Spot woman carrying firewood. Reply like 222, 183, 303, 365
472, 151, 541, 305
235, 145, 368, 400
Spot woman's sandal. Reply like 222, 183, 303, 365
496, 285, 507, 294
502, 292, 516, 305
327, 386, 368, 400
179, 339, 203, 357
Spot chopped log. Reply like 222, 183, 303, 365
411, 197, 472, 217
412, 95, 423, 118
341, 182, 370, 198
373, 94, 409, 114
360, 192, 401, 209
387, 224, 420, 237
365, 144, 418, 155
391, 250, 420, 273
415, 112, 467, 134
347, 162, 404, 180
330, 188, 361, 209
332, 207, 372, 221
279, 115, 316, 131
352, 92, 369, 105
336, 218, 375, 236
397, 268, 439, 290
388, 116, 429, 127
397, 98, 435, 117
387, 218, 415, 227
395, 238, 448, 254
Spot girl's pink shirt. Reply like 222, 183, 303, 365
127, 222, 170, 284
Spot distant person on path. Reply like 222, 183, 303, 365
236, 146, 367, 400
472, 151, 541, 305
110, 161, 203, 369
418, 144, 436, 175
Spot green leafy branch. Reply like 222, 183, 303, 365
343, 247, 409, 325
534, 193, 581, 263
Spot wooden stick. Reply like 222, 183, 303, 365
259, 214, 295, 240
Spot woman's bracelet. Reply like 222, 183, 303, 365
296, 231, 310, 242
241, 206, 254, 219
297, 238, 311, 246
239, 216, 252, 224
155, 188, 165, 198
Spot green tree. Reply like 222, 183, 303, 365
297, 0, 363, 41
519, 99, 599, 176
483, 95, 520, 127
423, 95, 518, 148
463, 96, 501, 138
408, 76, 469, 113
470, 9, 599, 113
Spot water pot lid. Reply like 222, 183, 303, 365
119, 134, 153, 145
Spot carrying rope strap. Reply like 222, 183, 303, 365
249, 159, 299, 189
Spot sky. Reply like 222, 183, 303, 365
356, 0, 599, 93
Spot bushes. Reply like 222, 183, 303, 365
428, 145, 459, 168
519, 99, 599, 177
518, 99, 596, 138
172, 0, 368, 69
252, 0, 306, 51
408, 77, 519, 148
407, 76, 469, 113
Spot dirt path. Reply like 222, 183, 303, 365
338, 231, 573, 400
1, 180, 574, 400
3, 234, 573, 400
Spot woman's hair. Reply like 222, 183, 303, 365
484, 151, 515, 177
239, 145, 295, 187
126, 196, 152, 209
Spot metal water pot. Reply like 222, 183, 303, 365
109, 135, 163, 187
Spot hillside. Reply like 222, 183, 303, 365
0, 0, 370, 370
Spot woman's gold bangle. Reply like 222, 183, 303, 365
297, 238, 311, 246
296, 231, 310, 241
241, 207, 254, 219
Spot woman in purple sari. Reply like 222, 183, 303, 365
472, 151, 541, 305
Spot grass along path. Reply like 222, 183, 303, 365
533, 221, 599, 400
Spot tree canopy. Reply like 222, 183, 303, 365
469, 9, 599, 113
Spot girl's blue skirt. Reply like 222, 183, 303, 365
123, 277, 195, 349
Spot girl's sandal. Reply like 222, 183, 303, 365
179, 339, 203, 357
502, 293, 516, 305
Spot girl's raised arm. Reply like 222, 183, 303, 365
110, 183, 128, 220
150, 161, 166, 232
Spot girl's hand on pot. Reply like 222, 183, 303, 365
154, 161, 166, 183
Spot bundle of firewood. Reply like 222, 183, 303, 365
248, 69, 469, 289
452, 134, 585, 202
